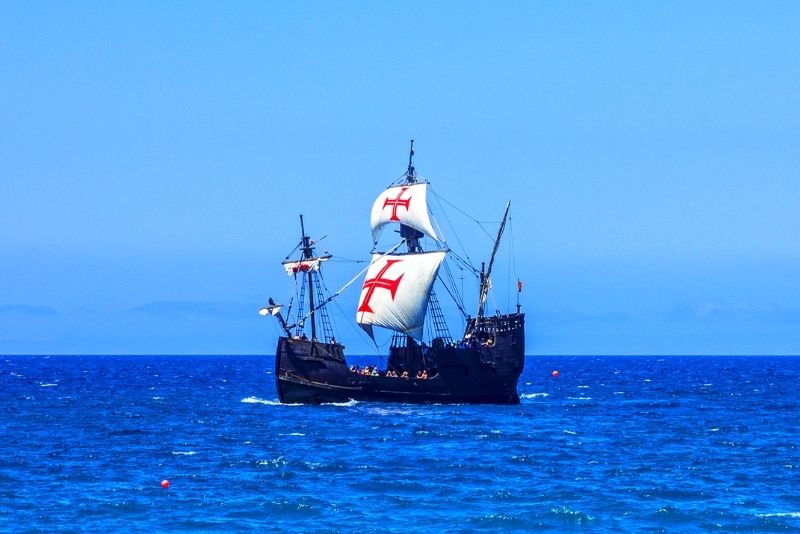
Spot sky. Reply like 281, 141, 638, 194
1, 1, 799, 355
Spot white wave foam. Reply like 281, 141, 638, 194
321, 399, 358, 407
366, 407, 414, 416
257, 456, 287, 467
242, 396, 274, 404
563, 430, 577, 435
520, 392, 549, 399
757, 512, 800, 518
240, 396, 285, 405
613, 391, 625, 395
567, 396, 592, 401
152, 396, 163, 400
40, 383, 58, 387
172, 451, 197, 456
280, 432, 306, 437
578, 385, 590, 389
709, 428, 720, 432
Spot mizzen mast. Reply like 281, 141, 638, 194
476, 201, 511, 320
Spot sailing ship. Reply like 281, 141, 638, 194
261, 142, 525, 404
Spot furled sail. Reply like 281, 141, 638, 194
370, 183, 441, 242
356, 251, 446, 340
282, 257, 329, 276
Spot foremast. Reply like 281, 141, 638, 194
264, 216, 335, 343
299, 215, 317, 341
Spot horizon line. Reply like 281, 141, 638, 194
3, 353, 800, 358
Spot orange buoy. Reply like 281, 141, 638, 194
552, 370, 559, 378
160, 479, 170, 489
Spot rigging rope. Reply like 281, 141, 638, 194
309, 204, 368, 252
429, 186, 478, 269
329, 257, 370, 263
438, 261, 469, 319
331, 299, 383, 356
287, 240, 405, 330
283, 241, 301, 261
429, 187, 496, 241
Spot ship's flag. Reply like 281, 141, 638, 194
517, 278, 523, 293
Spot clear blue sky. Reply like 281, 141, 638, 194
1, 2, 798, 355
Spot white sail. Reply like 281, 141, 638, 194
355, 251, 446, 340
258, 305, 282, 316
370, 183, 441, 242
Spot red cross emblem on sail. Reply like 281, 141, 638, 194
382, 187, 412, 221
357, 259, 404, 313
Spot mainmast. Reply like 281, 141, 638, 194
359, 141, 449, 345
476, 201, 511, 320
401, 139, 424, 253
299, 214, 317, 341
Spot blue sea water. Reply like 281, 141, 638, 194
1, 355, 799, 532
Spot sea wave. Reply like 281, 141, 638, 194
757, 512, 800, 518
240, 396, 302, 406
520, 392, 549, 399
550, 506, 595, 525
256, 456, 287, 468
7, 354, 800, 532
241, 396, 277, 404
321, 399, 358, 407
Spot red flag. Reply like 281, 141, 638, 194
517, 279, 523, 293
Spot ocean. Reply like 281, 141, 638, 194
1, 355, 798, 532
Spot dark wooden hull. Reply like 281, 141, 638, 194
275, 313, 525, 405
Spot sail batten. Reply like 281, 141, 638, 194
356, 251, 446, 340
370, 183, 441, 242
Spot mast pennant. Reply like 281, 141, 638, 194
370, 183, 441, 242
356, 251, 446, 340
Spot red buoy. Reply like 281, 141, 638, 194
160, 479, 170, 489
552, 370, 559, 378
